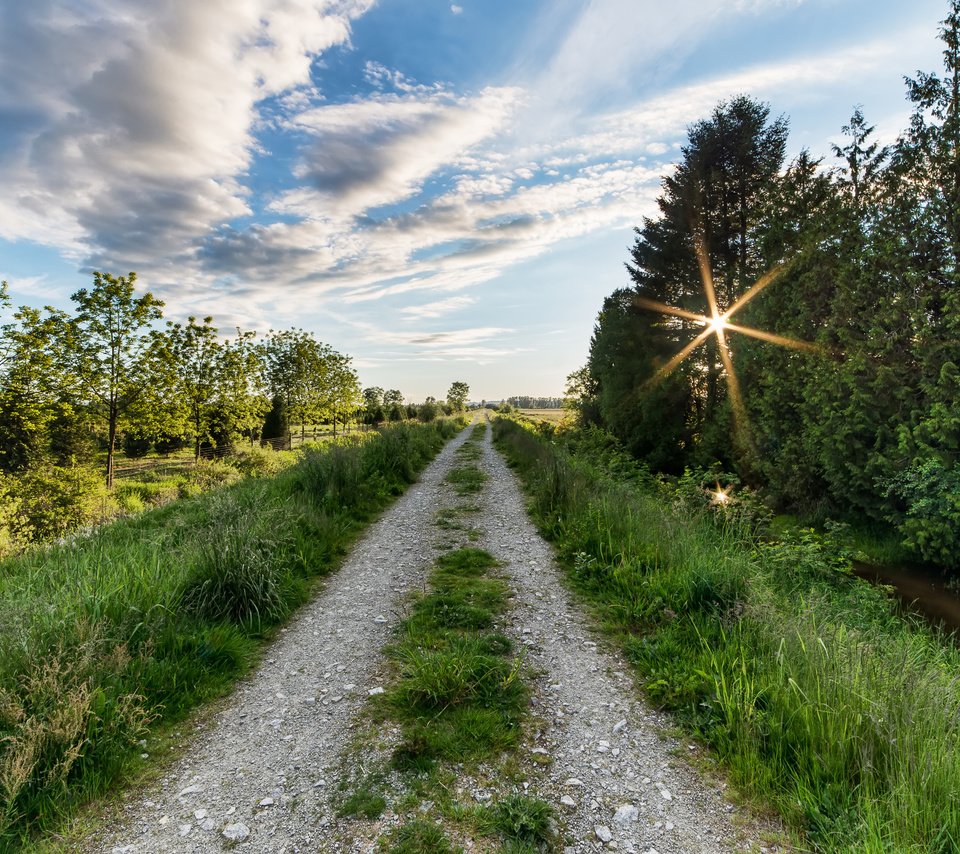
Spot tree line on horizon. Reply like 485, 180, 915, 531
571, 2, 960, 569
0, 272, 367, 487
0, 270, 471, 479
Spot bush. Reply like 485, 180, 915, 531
227, 446, 296, 478
122, 432, 152, 458
890, 458, 960, 568
7, 462, 114, 544
178, 460, 241, 498
154, 433, 188, 455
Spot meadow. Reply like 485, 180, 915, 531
494, 416, 960, 853
0, 419, 462, 850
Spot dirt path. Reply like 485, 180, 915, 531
92, 419, 780, 853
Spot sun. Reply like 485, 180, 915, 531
632, 238, 820, 452
705, 314, 728, 334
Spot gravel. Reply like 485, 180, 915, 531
474, 420, 783, 853
91, 427, 473, 854
90, 419, 784, 853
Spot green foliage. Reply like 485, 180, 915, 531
495, 416, 960, 852
889, 458, 960, 568
446, 381, 470, 412
121, 432, 152, 458
227, 445, 296, 478
575, 13, 960, 562
0, 419, 456, 846
63, 271, 166, 486
2, 462, 114, 547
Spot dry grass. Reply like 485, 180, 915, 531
518, 409, 567, 425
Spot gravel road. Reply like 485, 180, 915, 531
91, 419, 783, 853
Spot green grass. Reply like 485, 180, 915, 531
0, 419, 464, 850
371, 541, 553, 851
386, 818, 461, 853
494, 415, 960, 854
445, 464, 487, 495
336, 773, 388, 820
491, 794, 553, 849
380, 548, 525, 773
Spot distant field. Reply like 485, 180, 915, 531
519, 408, 567, 424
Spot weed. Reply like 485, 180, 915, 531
493, 415, 960, 852
491, 794, 553, 847
387, 818, 459, 853
445, 465, 487, 496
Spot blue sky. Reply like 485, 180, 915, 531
0, 0, 949, 401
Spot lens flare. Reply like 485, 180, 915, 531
705, 314, 728, 334
634, 243, 819, 454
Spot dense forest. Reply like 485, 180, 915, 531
573, 4, 960, 569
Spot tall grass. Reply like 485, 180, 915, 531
494, 416, 960, 853
0, 419, 462, 850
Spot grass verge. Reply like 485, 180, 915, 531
0, 419, 464, 850
493, 415, 960, 854
368, 537, 553, 852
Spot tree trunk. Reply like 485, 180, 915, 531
106, 408, 117, 488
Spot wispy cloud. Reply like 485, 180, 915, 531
0, 0, 372, 267
400, 296, 475, 319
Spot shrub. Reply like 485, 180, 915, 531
227, 445, 295, 478
890, 457, 960, 568
178, 459, 241, 498
122, 432, 152, 458
154, 433, 188, 455
8, 462, 114, 544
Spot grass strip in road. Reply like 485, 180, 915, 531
384, 548, 523, 771
444, 465, 487, 495
367, 546, 553, 852
0, 419, 465, 850
494, 415, 960, 854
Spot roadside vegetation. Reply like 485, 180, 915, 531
0, 272, 473, 559
0, 419, 462, 850
495, 415, 960, 853
335, 424, 554, 853
570, 6, 960, 572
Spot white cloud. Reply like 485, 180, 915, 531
278, 86, 523, 219
0, 0, 373, 267
170, 37, 901, 327
451, 4, 463, 14
400, 296, 475, 319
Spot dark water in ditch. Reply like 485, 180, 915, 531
853, 561, 960, 634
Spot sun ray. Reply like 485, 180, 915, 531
724, 262, 790, 317
715, 328, 755, 453
653, 326, 713, 379
633, 296, 710, 325
635, 239, 818, 461
693, 236, 721, 322
723, 322, 820, 353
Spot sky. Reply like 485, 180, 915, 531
0, 0, 951, 401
